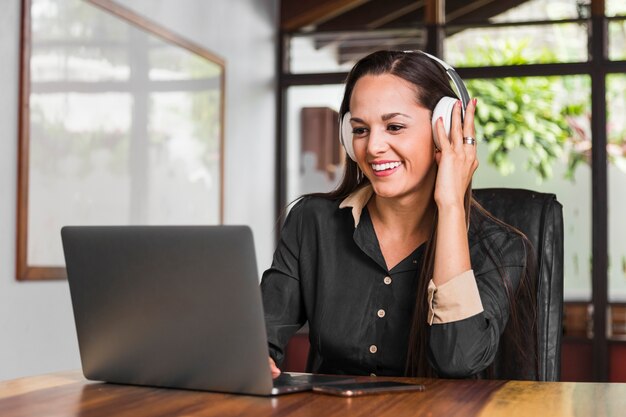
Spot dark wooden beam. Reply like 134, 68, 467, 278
286, 0, 536, 34
590, 0, 609, 383
426, 0, 444, 23
377, 0, 528, 29
445, 0, 529, 23
281, 0, 371, 31
377, 9, 424, 29
591, 0, 604, 15
315, 0, 424, 32
425, 0, 444, 56
445, 0, 497, 22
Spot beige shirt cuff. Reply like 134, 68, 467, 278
427, 269, 484, 325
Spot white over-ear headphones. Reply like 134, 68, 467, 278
339, 50, 471, 161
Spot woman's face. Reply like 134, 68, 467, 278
349, 73, 437, 200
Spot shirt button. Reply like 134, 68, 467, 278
369, 345, 378, 354
384, 276, 392, 285
377, 309, 386, 318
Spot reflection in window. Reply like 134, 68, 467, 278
286, 85, 344, 203
27, 0, 223, 267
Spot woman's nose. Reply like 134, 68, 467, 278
367, 128, 390, 156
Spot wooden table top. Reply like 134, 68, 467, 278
1, 371, 625, 417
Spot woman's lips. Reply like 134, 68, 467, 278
370, 161, 402, 177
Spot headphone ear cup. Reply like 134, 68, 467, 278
340, 111, 356, 161
431, 97, 457, 149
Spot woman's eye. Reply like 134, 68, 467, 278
387, 124, 404, 132
352, 127, 368, 136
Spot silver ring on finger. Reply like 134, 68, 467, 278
463, 136, 476, 146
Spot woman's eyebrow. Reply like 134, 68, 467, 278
382, 112, 411, 121
350, 113, 412, 123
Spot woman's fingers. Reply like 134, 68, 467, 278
436, 116, 449, 152
436, 99, 472, 153
450, 100, 463, 148
463, 98, 477, 141
269, 357, 281, 379
460, 98, 478, 161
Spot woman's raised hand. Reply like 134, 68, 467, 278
433, 98, 479, 209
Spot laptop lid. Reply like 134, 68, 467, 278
62, 225, 276, 395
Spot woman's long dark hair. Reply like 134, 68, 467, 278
308, 50, 538, 379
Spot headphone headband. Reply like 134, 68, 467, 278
412, 50, 452, 70
408, 50, 470, 114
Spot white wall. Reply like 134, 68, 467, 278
0, 0, 278, 381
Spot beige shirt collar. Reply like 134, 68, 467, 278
339, 185, 374, 228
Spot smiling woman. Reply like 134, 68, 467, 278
262, 50, 538, 380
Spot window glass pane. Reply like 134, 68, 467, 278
27, 0, 223, 266
285, 85, 344, 203
445, 23, 588, 67
31, 0, 129, 82
607, 0, 626, 17
149, 44, 221, 80
457, 0, 583, 23
609, 20, 626, 60
607, 74, 626, 301
469, 75, 591, 300
288, 29, 423, 74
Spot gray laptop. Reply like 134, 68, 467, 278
62, 225, 351, 396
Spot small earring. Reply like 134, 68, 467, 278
356, 165, 364, 182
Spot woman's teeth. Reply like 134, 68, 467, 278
371, 162, 402, 172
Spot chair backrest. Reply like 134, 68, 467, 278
473, 188, 564, 381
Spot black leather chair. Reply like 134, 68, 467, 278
473, 188, 564, 381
